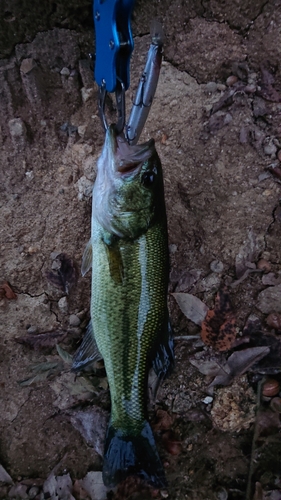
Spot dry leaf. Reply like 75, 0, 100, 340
201, 287, 237, 351
209, 346, 270, 387
0, 464, 13, 484
172, 293, 208, 326
70, 407, 108, 456
18, 361, 63, 386
56, 344, 73, 364
258, 65, 281, 102
46, 253, 78, 294
43, 472, 75, 500
0, 281, 17, 299
15, 330, 67, 350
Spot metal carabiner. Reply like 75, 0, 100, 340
98, 78, 126, 134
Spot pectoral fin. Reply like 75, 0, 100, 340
72, 321, 102, 372
81, 239, 92, 276
105, 244, 124, 285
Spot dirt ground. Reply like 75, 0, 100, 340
0, 0, 281, 499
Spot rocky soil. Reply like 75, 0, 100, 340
0, 1, 281, 499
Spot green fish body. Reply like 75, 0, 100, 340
78, 125, 173, 487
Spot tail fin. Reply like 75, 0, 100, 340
102, 421, 167, 488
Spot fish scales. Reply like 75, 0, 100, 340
91, 220, 168, 430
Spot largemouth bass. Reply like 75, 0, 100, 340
74, 124, 174, 487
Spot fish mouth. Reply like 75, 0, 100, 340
107, 125, 155, 175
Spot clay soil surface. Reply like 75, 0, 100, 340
1, 1, 281, 499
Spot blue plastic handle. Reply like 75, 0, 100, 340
94, 0, 135, 92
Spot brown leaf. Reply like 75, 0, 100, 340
0, 281, 17, 299
162, 431, 182, 455
15, 330, 67, 350
112, 476, 159, 500
201, 287, 237, 351
266, 312, 281, 331
152, 409, 175, 432
46, 253, 78, 294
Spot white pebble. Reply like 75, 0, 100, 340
58, 296, 68, 314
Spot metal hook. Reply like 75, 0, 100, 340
98, 79, 126, 134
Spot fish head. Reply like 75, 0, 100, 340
93, 125, 165, 239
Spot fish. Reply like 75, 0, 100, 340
73, 124, 174, 487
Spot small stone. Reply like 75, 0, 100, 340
224, 113, 232, 125
81, 87, 94, 103
28, 486, 39, 499
20, 58, 36, 74
8, 483, 28, 498
277, 150, 281, 162
76, 176, 93, 200
270, 397, 281, 412
58, 296, 68, 315
60, 67, 70, 76
50, 251, 61, 260
8, 118, 26, 138
169, 244, 177, 254
203, 396, 213, 404
217, 83, 226, 91
27, 325, 38, 334
27, 246, 38, 254
69, 314, 81, 327
266, 312, 281, 330
262, 378, 280, 397
264, 141, 277, 156
257, 284, 281, 313
204, 82, 217, 94
244, 84, 256, 93
239, 126, 248, 144
78, 125, 87, 137
226, 75, 238, 86
257, 259, 271, 273
210, 260, 224, 273
51, 259, 61, 270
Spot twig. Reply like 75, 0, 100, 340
245, 378, 265, 500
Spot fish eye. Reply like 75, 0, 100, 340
141, 171, 156, 187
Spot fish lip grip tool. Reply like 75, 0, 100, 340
94, 0, 135, 133
94, 0, 164, 142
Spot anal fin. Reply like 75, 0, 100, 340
150, 319, 174, 399
72, 321, 102, 372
